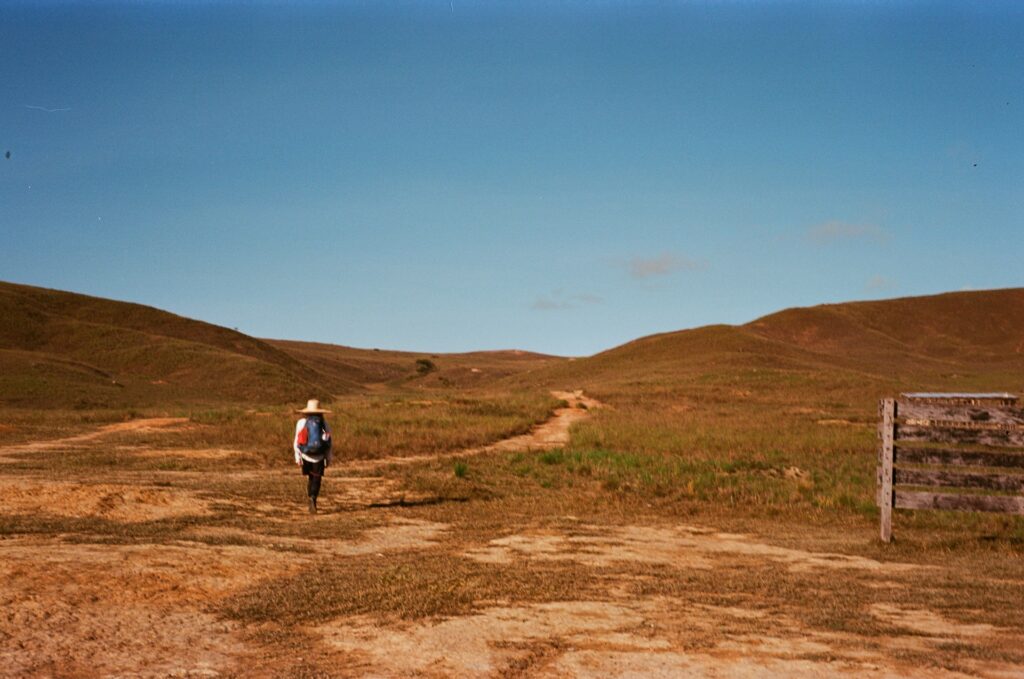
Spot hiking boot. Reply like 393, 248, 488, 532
308, 497, 317, 515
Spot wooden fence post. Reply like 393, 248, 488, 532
879, 398, 895, 542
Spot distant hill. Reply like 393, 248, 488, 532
266, 340, 562, 390
0, 281, 561, 408
512, 288, 1024, 401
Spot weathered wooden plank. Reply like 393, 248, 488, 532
901, 393, 1018, 406
898, 401, 1024, 427
892, 490, 1024, 515
890, 467, 1024, 493
879, 399, 895, 543
894, 447, 1024, 469
895, 424, 1024, 447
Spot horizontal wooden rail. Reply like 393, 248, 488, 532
889, 467, 1024, 493
896, 424, 1024, 447
898, 401, 1024, 427
876, 488, 1024, 514
890, 490, 1024, 515
894, 446, 1024, 469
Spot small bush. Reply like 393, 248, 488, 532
453, 460, 468, 478
539, 450, 565, 465
415, 358, 437, 375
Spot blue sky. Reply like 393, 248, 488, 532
2, 1, 1022, 355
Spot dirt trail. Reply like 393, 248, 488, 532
345, 390, 599, 472
0, 392, 597, 512
0, 417, 188, 459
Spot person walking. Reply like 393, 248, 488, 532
293, 399, 333, 514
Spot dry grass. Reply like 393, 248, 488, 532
505, 329, 1024, 541
0, 390, 558, 464
219, 550, 608, 624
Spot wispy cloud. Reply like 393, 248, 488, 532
531, 297, 572, 311
24, 104, 71, 113
628, 253, 707, 279
531, 291, 604, 311
805, 221, 889, 246
865, 275, 897, 291
947, 140, 980, 166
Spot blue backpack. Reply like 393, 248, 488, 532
300, 416, 331, 457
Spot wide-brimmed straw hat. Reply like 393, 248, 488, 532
296, 398, 331, 414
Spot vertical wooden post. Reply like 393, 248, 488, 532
879, 398, 895, 543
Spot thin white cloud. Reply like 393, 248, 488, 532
947, 140, 980, 166
24, 104, 72, 113
531, 291, 603, 311
628, 253, 707, 279
806, 221, 889, 246
531, 297, 572, 311
866, 275, 897, 291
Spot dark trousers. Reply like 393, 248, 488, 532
302, 459, 326, 498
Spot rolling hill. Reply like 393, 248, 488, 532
512, 288, 1024, 402
267, 339, 562, 390
0, 281, 561, 408
3, 281, 1021, 410
0, 281, 346, 407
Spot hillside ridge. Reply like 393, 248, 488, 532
3, 280, 1021, 407
510, 287, 1024, 397
0, 281, 560, 407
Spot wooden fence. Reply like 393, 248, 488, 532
876, 392, 1024, 542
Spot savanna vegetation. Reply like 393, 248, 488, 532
2, 282, 1023, 676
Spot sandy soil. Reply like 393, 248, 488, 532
0, 478, 213, 522
463, 524, 921, 573
318, 597, 993, 679
0, 517, 453, 678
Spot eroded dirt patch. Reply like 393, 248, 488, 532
0, 602, 243, 679
464, 524, 919, 574
0, 478, 212, 522
0, 516, 453, 678
0, 540, 266, 679
185, 517, 450, 558
318, 597, 981, 678
318, 600, 644, 676
869, 603, 1010, 640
